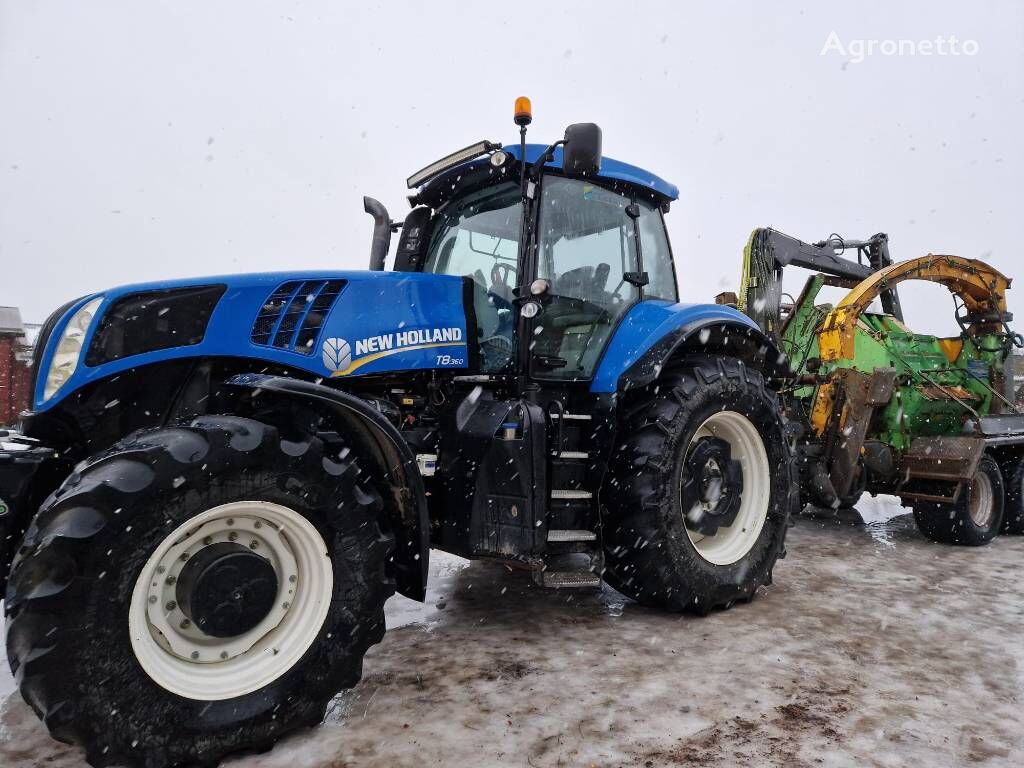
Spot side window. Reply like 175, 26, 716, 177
637, 203, 678, 302
424, 182, 522, 372
533, 176, 639, 380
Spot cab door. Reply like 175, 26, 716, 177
529, 176, 677, 381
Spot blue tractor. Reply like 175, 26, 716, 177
0, 101, 796, 767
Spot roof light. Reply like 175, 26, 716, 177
406, 141, 496, 189
514, 96, 532, 126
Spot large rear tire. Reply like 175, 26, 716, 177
603, 356, 798, 614
912, 454, 1004, 545
5, 415, 395, 768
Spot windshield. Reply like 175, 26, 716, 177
424, 182, 522, 371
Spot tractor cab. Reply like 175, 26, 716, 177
371, 101, 680, 385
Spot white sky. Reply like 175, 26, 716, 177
1, 1, 1021, 335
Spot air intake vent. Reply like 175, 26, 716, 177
251, 279, 346, 354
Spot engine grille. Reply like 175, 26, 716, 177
251, 279, 346, 354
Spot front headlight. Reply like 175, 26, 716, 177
43, 297, 102, 401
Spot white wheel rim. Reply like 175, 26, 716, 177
129, 501, 333, 701
682, 411, 771, 566
969, 470, 994, 528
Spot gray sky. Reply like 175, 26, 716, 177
1, 1, 1021, 335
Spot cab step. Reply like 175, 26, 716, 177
551, 489, 593, 500
547, 529, 597, 543
555, 450, 590, 459
540, 570, 602, 589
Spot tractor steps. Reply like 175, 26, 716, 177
547, 529, 597, 543
539, 570, 602, 589
551, 489, 592, 500
541, 401, 604, 589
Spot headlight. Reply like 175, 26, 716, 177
43, 297, 102, 401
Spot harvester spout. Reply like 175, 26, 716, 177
363, 196, 392, 271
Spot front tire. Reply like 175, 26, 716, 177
912, 454, 1004, 546
603, 356, 798, 613
5, 415, 395, 768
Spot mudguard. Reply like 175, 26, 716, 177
228, 373, 430, 601
592, 300, 790, 393
34, 271, 475, 411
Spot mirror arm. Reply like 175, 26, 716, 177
529, 139, 565, 182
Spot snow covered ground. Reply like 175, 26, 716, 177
2, 495, 1023, 767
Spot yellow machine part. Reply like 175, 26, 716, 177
817, 254, 1011, 363
808, 254, 1011, 436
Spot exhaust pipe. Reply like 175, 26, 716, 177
363, 196, 392, 271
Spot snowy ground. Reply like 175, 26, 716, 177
2, 496, 1023, 767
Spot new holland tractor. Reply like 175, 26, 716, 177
731, 227, 1024, 545
0, 100, 797, 767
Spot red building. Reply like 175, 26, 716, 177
0, 307, 34, 427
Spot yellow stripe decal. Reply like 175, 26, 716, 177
329, 342, 467, 377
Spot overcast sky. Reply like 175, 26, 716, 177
1, 1, 1021, 335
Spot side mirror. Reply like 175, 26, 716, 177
562, 123, 602, 177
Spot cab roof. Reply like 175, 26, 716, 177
418, 142, 679, 204
507, 143, 679, 201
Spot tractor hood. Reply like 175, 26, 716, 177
34, 271, 473, 410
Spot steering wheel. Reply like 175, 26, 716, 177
491, 264, 516, 290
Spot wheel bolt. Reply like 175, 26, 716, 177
282, 601, 290, 610
148, 595, 158, 604
220, 651, 229, 660
191, 651, 199, 660
228, 532, 238, 542
166, 575, 177, 585
289, 575, 297, 583
180, 619, 191, 629
165, 601, 177, 612
249, 540, 259, 550
156, 566, 166, 575
227, 518, 234, 526
254, 521, 262, 529
203, 536, 213, 546
180, 552, 190, 562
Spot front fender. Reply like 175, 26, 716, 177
227, 373, 429, 601
592, 300, 790, 393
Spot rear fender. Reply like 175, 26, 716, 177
593, 301, 791, 394
227, 373, 429, 601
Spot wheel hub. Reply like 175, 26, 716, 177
129, 501, 334, 701
682, 436, 744, 536
176, 543, 279, 638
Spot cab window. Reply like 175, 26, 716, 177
533, 176, 639, 380
424, 182, 521, 371
637, 201, 678, 302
